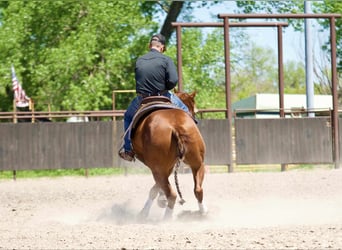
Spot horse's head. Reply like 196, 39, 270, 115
174, 90, 198, 117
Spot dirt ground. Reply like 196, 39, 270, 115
1, 168, 342, 249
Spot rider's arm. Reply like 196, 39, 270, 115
165, 58, 178, 90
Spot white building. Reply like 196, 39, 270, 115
232, 93, 333, 118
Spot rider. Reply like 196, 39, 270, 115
119, 34, 189, 162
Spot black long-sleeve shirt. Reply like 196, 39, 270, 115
135, 49, 178, 95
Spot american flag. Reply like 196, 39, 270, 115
11, 65, 30, 108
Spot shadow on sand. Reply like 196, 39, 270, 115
96, 201, 208, 225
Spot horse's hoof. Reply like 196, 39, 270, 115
137, 208, 149, 220
136, 213, 148, 223
199, 203, 208, 215
200, 209, 208, 216
163, 206, 174, 221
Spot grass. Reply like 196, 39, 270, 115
0, 167, 151, 179
207, 164, 334, 173
0, 164, 334, 179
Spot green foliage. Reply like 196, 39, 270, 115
0, 1, 313, 116
284, 61, 306, 94
168, 28, 226, 112
232, 42, 278, 100
316, 0, 342, 72
235, 0, 342, 79
236, 0, 305, 30
0, 1, 158, 112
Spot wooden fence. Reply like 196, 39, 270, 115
0, 120, 232, 171
1, 116, 338, 172
235, 117, 333, 164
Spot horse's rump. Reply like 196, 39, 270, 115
132, 108, 204, 167
129, 99, 185, 140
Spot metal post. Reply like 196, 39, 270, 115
176, 25, 183, 91
277, 25, 286, 171
112, 91, 116, 121
222, 17, 233, 173
30, 100, 35, 123
277, 25, 285, 118
222, 17, 231, 121
330, 17, 340, 169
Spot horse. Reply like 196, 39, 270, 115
131, 91, 207, 220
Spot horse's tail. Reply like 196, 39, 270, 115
174, 159, 186, 205
172, 129, 185, 160
172, 129, 186, 205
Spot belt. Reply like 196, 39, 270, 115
137, 90, 168, 98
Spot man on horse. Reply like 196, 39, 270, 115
119, 34, 189, 162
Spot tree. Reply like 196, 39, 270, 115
317, 0, 342, 73
236, 0, 342, 97
0, 0, 309, 116
154, 1, 220, 42
284, 61, 306, 94
0, 1, 159, 112
231, 43, 278, 101
160, 1, 184, 40
0, 1, 227, 113
167, 27, 249, 118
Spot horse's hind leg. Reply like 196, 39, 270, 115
158, 177, 177, 220
139, 183, 159, 219
192, 163, 208, 215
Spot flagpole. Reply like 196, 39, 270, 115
13, 99, 17, 123
12, 99, 17, 180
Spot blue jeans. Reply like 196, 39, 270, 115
123, 92, 189, 152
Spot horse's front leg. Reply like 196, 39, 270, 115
139, 183, 159, 219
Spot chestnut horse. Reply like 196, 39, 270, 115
131, 91, 207, 220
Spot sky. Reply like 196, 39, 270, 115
184, 1, 330, 64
